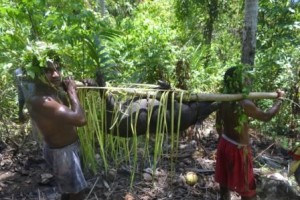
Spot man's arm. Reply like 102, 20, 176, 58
241, 99, 282, 122
241, 89, 284, 122
61, 78, 87, 126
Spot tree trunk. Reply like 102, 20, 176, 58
99, 0, 106, 17
203, 0, 218, 67
241, 0, 258, 66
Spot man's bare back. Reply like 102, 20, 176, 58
215, 66, 284, 200
216, 98, 283, 145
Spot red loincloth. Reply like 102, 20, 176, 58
215, 136, 256, 198
288, 149, 300, 161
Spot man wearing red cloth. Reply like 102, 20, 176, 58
288, 146, 300, 185
215, 67, 284, 200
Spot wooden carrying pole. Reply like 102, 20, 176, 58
180, 92, 278, 102
76, 84, 278, 102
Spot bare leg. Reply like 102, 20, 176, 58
220, 186, 230, 200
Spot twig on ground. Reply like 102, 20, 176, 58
185, 168, 215, 174
94, 193, 99, 200
38, 188, 40, 200
85, 176, 100, 200
197, 142, 211, 155
254, 142, 275, 160
249, 132, 260, 141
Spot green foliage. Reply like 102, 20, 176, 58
0, 0, 120, 79
0, 63, 19, 140
106, 0, 141, 21
251, 0, 300, 136
173, 0, 244, 91
256, 0, 300, 91
0, 0, 120, 146
106, 1, 180, 84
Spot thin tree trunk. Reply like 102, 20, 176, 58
203, 0, 218, 67
99, 0, 106, 17
27, 8, 39, 40
241, 0, 258, 66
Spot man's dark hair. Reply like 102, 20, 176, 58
223, 66, 243, 94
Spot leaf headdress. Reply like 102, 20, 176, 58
21, 41, 62, 83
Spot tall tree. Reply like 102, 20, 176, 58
174, 0, 220, 67
241, 0, 258, 66
203, 0, 219, 67
99, 0, 107, 16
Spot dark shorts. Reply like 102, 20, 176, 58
43, 141, 87, 194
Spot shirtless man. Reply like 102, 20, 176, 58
27, 54, 87, 200
215, 67, 284, 200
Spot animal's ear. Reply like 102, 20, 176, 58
81, 79, 98, 86
195, 102, 221, 126
157, 80, 171, 90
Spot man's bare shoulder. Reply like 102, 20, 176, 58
240, 99, 269, 120
29, 95, 63, 111
29, 94, 52, 104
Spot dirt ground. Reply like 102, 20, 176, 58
0, 119, 300, 200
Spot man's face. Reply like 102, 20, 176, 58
44, 61, 62, 87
